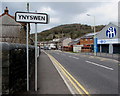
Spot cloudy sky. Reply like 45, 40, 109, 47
0, 0, 119, 33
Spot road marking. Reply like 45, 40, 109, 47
48, 55, 76, 95
44, 51, 90, 96
48, 54, 83, 95
89, 56, 94, 58
56, 61, 90, 95
50, 55, 90, 95
56, 53, 60, 55
72, 57, 79, 59
86, 61, 114, 71
61, 54, 66, 56
100, 58, 107, 61
53, 58, 83, 95
69, 56, 79, 59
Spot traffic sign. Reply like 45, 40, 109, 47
15, 10, 49, 91
15, 12, 48, 24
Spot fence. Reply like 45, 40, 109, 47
1, 42, 35, 95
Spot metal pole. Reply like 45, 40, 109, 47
87, 14, 96, 56
93, 16, 96, 56
27, 3, 29, 91
61, 28, 63, 51
35, 11, 38, 91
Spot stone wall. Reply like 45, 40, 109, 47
1, 42, 35, 95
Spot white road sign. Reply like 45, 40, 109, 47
15, 12, 48, 24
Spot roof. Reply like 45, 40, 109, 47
59, 37, 71, 42
81, 32, 100, 38
68, 40, 80, 46
0, 7, 26, 26
68, 38, 80, 46
109, 22, 120, 27
0, 7, 14, 19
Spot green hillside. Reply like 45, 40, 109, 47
31, 23, 105, 41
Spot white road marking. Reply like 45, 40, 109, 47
61, 54, 66, 56
86, 61, 114, 70
72, 57, 79, 59
69, 56, 72, 57
69, 56, 79, 59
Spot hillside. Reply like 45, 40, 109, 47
31, 23, 105, 41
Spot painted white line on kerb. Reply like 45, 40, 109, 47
86, 61, 114, 71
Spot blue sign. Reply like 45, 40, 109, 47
99, 40, 106, 44
106, 27, 116, 38
94, 38, 98, 53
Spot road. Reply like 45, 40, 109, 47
46, 50, 118, 95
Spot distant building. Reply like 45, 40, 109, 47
80, 32, 99, 52
68, 38, 80, 52
58, 37, 72, 46
68, 32, 99, 52
58, 37, 72, 51
0, 7, 27, 44
96, 22, 120, 54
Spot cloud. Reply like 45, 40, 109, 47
1, 0, 119, 2
1, 1, 119, 33
38, 7, 56, 15
73, 1, 118, 26
50, 18, 60, 23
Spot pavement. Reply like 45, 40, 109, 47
46, 50, 119, 95
29, 51, 71, 95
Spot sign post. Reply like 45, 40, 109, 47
35, 22, 37, 91
26, 3, 29, 91
35, 10, 38, 91
15, 9, 48, 91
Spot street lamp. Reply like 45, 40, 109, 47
87, 14, 97, 56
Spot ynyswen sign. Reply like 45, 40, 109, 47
15, 12, 48, 24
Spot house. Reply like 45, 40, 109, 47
0, 7, 32, 44
80, 32, 100, 52
58, 37, 72, 51
68, 38, 80, 52
96, 22, 120, 54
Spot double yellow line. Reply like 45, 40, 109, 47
45, 51, 90, 96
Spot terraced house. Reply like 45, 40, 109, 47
0, 7, 27, 44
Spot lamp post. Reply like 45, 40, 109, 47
87, 14, 97, 56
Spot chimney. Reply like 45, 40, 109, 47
4, 7, 9, 14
